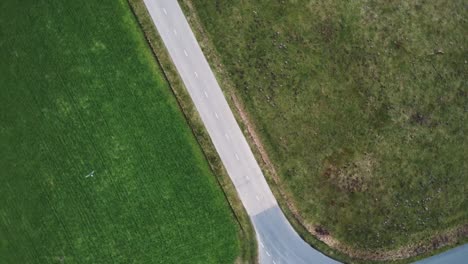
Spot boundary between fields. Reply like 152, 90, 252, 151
126, 1, 258, 263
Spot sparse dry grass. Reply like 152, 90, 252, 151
182, 0, 467, 261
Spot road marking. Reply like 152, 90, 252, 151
246, 175, 250, 180
266, 251, 271, 257
273, 261, 277, 264
204, 90, 209, 98
214, 112, 219, 119
162, 8, 167, 15
173, 29, 177, 35
235, 153, 240, 160
256, 195, 260, 201
260, 242, 265, 248
194, 71, 198, 78
225, 133, 230, 140
183, 49, 188, 57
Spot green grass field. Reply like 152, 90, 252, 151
0, 0, 239, 263
186, 0, 467, 253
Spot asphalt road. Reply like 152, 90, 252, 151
142, 1, 339, 263
414, 244, 468, 264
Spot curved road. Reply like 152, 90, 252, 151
142, 1, 466, 263
142, 1, 338, 263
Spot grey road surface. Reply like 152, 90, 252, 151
141, 1, 467, 263
142, 1, 338, 263
414, 244, 468, 264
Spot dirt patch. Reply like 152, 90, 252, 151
410, 111, 431, 126
323, 152, 375, 193
319, 19, 337, 43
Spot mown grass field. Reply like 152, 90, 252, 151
187, 0, 467, 253
0, 0, 239, 263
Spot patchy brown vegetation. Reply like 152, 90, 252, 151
323, 152, 375, 193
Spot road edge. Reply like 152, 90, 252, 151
127, 1, 258, 263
